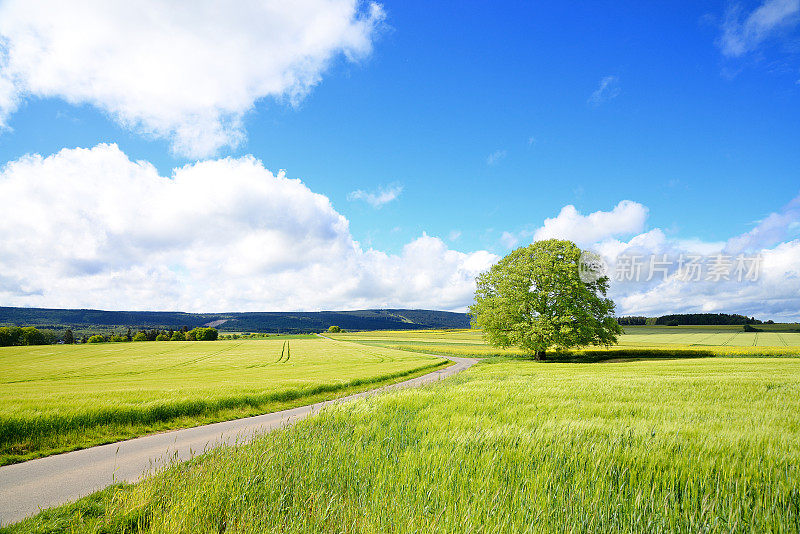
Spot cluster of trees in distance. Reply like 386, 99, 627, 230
219, 332, 274, 340
616, 316, 653, 326
617, 313, 774, 326
0, 325, 220, 346
85, 327, 218, 343
0, 326, 58, 347
654, 313, 767, 326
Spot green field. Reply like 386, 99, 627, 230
619, 325, 800, 346
12, 356, 800, 533
0, 337, 445, 465
329, 325, 800, 358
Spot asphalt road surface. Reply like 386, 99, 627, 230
0, 352, 476, 526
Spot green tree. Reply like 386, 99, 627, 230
469, 239, 621, 360
87, 334, 105, 343
63, 329, 74, 344
170, 330, 185, 341
20, 327, 50, 346
155, 333, 170, 341
203, 327, 219, 341
132, 332, 147, 342
0, 326, 22, 346
187, 327, 218, 341
327, 325, 341, 333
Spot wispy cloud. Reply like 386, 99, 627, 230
588, 75, 621, 106
347, 183, 403, 208
718, 0, 800, 57
486, 149, 507, 165
500, 231, 519, 249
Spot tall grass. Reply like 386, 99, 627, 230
11, 357, 800, 533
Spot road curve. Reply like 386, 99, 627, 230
0, 347, 476, 526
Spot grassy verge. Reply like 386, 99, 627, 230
0, 360, 447, 466
7, 357, 800, 533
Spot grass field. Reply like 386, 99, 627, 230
0, 337, 445, 465
10, 356, 800, 533
329, 325, 800, 358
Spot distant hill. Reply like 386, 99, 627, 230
0, 306, 471, 334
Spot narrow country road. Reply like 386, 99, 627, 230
0, 350, 477, 526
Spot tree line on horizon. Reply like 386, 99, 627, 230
0, 326, 58, 347
0, 325, 218, 346
617, 313, 773, 326
0, 311, 784, 348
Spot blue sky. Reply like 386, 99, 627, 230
0, 0, 799, 316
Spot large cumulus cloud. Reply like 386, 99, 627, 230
0, 144, 496, 311
0, 0, 384, 157
525, 199, 800, 320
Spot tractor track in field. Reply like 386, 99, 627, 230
0, 339, 476, 526
244, 341, 289, 369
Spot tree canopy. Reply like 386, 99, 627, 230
188, 327, 219, 341
0, 326, 57, 346
469, 239, 621, 359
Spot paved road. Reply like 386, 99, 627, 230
0, 346, 476, 526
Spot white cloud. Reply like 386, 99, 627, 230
532, 200, 648, 246
718, 0, 800, 57
609, 238, 800, 321
500, 231, 519, 249
517, 196, 800, 320
588, 75, 621, 106
486, 149, 507, 165
588, 197, 800, 316
0, 144, 496, 312
0, 0, 384, 157
725, 194, 800, 252
347, 183, 402, 208
3, 144, 798, 319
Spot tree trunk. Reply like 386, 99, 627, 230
535, 350, 546, 361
